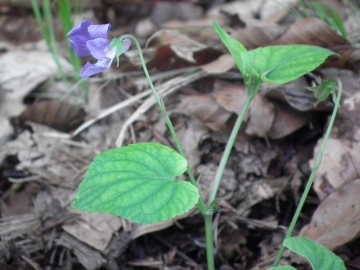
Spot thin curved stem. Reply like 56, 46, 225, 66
208, 94, 256, 205
273, 79, 342, 267
120, 35, 207, 215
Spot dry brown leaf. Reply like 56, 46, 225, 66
150, 1, 203, 26
310, 91, 360, 199
207, 0, 264, 20
176, 118, 209, 168
147, 44, 195, 71
62, 212, 122, 252
148, 29, 206, 62
131, 220, 174, 240
175, 93, 232, 131
19, 101, 86, 132
267, 101, 310, 139
0, 50, 72, 140
260, 0, 299, 23
264, 77, 321, 112
212, 79, 274, 137
300, 179, 360, 250
56, 232, 106, 270
231, 22, 286, 50
201, 54, 235, 74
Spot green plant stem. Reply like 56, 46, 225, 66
204, 213, 215, 270
120, 34, 208, 213
31, 0, 68, 84
208, 93, 256, 205
273, 79, 342, 267
58, 0, 88, 100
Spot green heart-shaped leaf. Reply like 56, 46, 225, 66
72, 143, 199, 224
284, 237, 346, 270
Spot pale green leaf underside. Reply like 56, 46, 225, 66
284, 237, 346, 270
268, 266, 296, 270
72, 143, 199, 224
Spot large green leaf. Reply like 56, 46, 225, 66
268, 266, 296, 270
284, 237, 346, 270
72, 143, 199, 224
212, 20, 336, 86
248, 45, 335, 84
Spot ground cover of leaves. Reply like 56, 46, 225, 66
1, 0, 360, 269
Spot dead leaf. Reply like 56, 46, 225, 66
300, 179, 360, 250
264, 77, 321, 112
201, 54, 235, 74
131, 220, 174, 240
147, 44, 195, 71
208, 0, 264, 19
19, 101, 86, 132
56, 232, 106, 270
175, 93, 232, 131
148, 29, 206, 63
310, 91, 360, 199
176, 118, 209, 168
0, 50, 72, 140
212, 79, 274, 137
260, 0, 299, 23
150, 1, 203, 26
267, 101, 310, 139
62, 212, 122, 252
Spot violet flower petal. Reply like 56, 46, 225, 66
86, 38, 110, 60
87, 24, 111, 40
69, 36, 92, 57
67, 20, 92, 38
80, 58, 113, 78
123, 39, 131, 52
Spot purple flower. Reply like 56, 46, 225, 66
68, 20, 131, 78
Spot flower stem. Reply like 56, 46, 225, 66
273, 78, 342, 267
120, 34, 208, 216
208, 93, 256, 205
204, 213, 215, 270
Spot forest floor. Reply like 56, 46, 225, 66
1, 0, 360, 269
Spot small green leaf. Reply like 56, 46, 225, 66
284, 237, 346, 270
306, 78, 336, 103
72, 143, 199, 224
249, 45, 335, 84
268, 266, 296, 270
212, 20, 247, 74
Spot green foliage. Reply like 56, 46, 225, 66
306, 78, 336, 104
31, 0, 67, 82
58, 0, 82, 77
72, 143, 199, 224
306, 2, 347, 38
283, 237, 346, 270
212, 21, 336, 93
268, 266, 296, 270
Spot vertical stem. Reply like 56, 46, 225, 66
273, 79, 342, 267
208, 94, 256, 205
120, 34, 207, 214
204, 213, 215, 270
